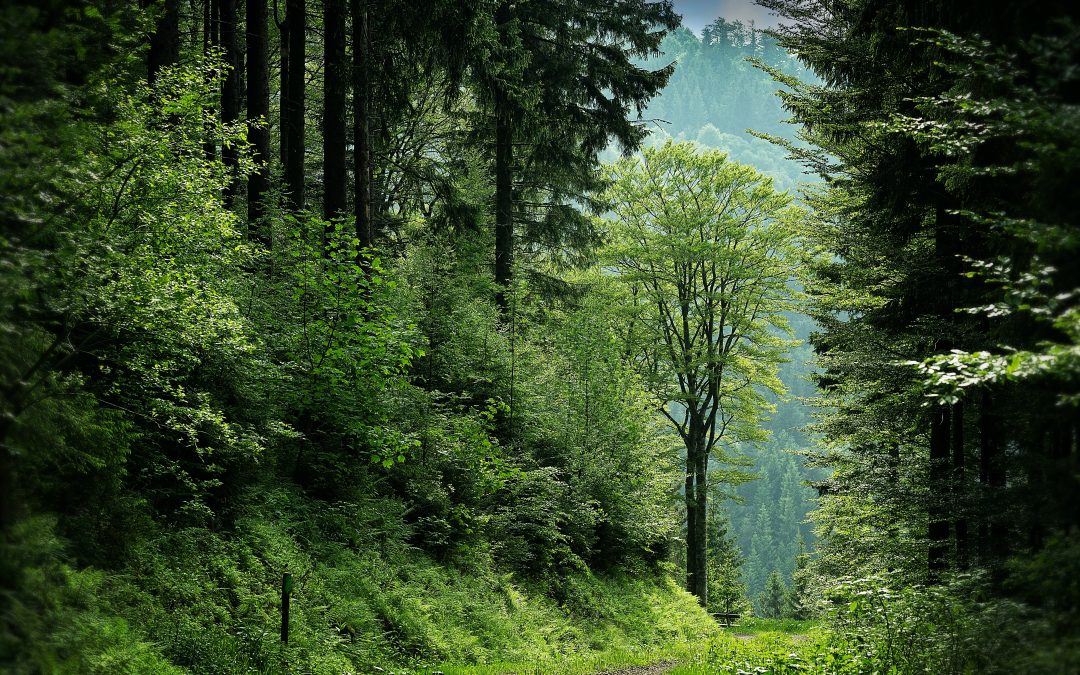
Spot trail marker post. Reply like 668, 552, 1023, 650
281, 571, 293, 644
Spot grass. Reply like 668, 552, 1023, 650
422, 575, 721, 674
728, 617, 819, 635
667, 618, 828, 675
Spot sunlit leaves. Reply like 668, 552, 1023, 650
600, 140, 803, 452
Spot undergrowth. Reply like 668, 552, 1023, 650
2, 488, 716, 674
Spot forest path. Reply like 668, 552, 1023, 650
594, 660, 679, 674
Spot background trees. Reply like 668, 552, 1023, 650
602, 140, 802, 605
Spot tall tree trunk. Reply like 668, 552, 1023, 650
247, 0, 271, 235
204, 0, 219, 162
351, 0, 372, 252
928, 405, 951, 580
952, 400, 968, 568
979, 390, 1008, 574
220, 0, 240, 208
323, 0, 347, 228
494, 99, 513, 316
283, 0, 306, 211
278, 3, 289, 171
683, 424, 708, 607
0, 418, 17, 532
692, 446, 709, 606
144, 0, 180, 87
684, 444, 699, 598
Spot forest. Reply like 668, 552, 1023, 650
1, 0, 1078, 673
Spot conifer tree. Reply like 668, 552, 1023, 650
474, 0, 679, 314
760, 0, 1080, 589
283, 0, 306, 210
757, 570, 788, 619
323, 0, 347, 224
247, 0, 271, 232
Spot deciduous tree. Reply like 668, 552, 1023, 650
602, 140, 801, 605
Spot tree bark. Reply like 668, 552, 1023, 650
494, 99, 514, 316
323, 0, 347, 229
692, 444, 709, 606
684, 443, 699, 598
220, 0, 241, 208
144, 0, 180, 87
978, 390, 1008, 571
952, 400, 968, 568
204, 0, 219, 162
683, 422, 708, 607
351, 0, 372, 255
283, 0, 306, 211
278, 2, 289, 171
928, 405, 951, 580
247, 0, 271, 234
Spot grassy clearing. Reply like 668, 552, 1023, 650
669, 619, 828, 675
727, 618, 819, 635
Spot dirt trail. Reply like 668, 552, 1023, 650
594, 661, 679, 674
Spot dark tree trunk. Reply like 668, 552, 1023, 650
928, 405, 951, 580
204, 0, 219, 162
684, 445, 699, 598
220, 0, 241, 208
351, 0, 372, 251
692, 445, 709, 606
952, 400, 968, 568
144, 0, 180, 87
0, 418, 16, 531
323, 0, 347, 228
247, 0, 271, 235
284, 0, 306, 211
683, 418, 708, 607
494, 100, 513, 315
278, 3, 289, 171
979, 390, 1008, 572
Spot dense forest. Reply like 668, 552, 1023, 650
1, 1, 1078, 673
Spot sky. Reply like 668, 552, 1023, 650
671, 0, 781, 32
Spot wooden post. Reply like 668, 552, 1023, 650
281, 571, 293, 644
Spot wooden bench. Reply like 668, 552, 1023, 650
710, 612, 741, 627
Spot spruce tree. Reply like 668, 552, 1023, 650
472, 0, 679, 314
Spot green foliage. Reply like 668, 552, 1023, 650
3, 493, 717, 674
890, 26, 1080, 409
668, 620, 830, 675
600, 138, 804, 602
602, 140, 801, 426
706, 508, 750, 616
0, 517, 183, 674
757, 571, 789, 620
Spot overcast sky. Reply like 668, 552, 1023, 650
672, 0, 781, 32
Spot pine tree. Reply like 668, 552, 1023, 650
283, 0, 306, 210
759, 0, 1080, 589
247, 0, 271, 233
472, 0, 679, 315
707, 506, 751, 615
322, 0, 347, 224
757, 570, 788, 619
786, 536, 812, 619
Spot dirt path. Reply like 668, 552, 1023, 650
594, 660, 679, 674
